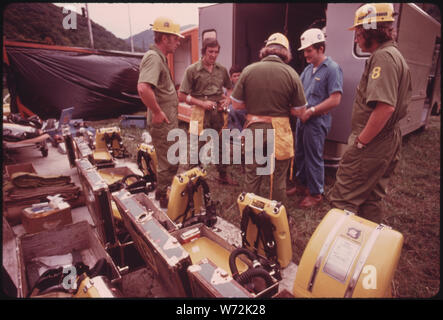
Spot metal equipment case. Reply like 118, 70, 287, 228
172, 223, 279, 298
2, 218, 121, 298
187, 259, 252, 298
75, 158, 116, 246
112, 189, 191, 297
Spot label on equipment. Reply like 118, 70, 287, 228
322, 236, 360, 283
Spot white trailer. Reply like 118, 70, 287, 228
197, 3, 441, 166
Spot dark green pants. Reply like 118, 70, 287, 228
149, 116, 179, 195
327, 128, 401, 223
244, 123, 291, 207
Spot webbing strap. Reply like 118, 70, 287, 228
240, 206, 277, 264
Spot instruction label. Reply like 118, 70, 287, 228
323, 236, 360, 283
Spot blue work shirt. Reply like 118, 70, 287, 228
300, 56, 343, 109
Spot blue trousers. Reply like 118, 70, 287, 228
295, 114, 331, 195
228, 105, 247, 131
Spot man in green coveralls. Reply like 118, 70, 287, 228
327, 3, 412, 223
178, 38, 238, 185
137, 17, 183, 208
231, 33, 307, 207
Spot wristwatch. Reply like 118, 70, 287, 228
356, 136, 366, 149
310, 106, 316, 115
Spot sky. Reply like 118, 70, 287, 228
54, 3, 215, 39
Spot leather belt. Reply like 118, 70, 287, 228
244, 114, 273, 128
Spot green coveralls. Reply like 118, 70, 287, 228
179, 60, 232, 175
138, 44, 179, 195
327, 41, 412, 223
231, 55, 306, 207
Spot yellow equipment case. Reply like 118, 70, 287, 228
136, 142, 158, 186
74, 275, 122, 298
293, 208, 404, 298
167, 167, 217, 228
112, 189, 191, 297
237, 192, 292, 270
92, 127, 121, 168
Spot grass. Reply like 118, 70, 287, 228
88, 114, 441, 298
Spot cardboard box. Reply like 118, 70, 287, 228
5, 162, 37, 179
21, 202, 73, 234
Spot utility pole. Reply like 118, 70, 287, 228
128, 4, 134, 52
85, 3, 94, 49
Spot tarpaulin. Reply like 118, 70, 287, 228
4, 41, 146, 120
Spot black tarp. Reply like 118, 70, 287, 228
4, 43, 146, 120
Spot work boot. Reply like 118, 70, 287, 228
299, 194, 323, 208
286, 184, 309, 196
217, 173, 239, 186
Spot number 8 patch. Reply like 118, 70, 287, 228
371, 66, 381, 79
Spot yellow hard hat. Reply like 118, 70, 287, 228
265, 33, 290, 50
349, 3, 395, 30
151, 17, 184, 38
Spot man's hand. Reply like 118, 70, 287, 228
138, 82, 170, 124
299, 107, 314, 123
201, 100, 216, 111
219, 97, 230, 109
291, 106, 307, 118
151, 110, 170, 124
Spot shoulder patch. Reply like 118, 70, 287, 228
371, 66, 381, 80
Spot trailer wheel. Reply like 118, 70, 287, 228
431, 102, 441, 116
41, 148, 48, 157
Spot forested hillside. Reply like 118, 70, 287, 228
3, 3, 136, 51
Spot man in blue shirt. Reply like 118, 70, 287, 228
289, 28, 343, 207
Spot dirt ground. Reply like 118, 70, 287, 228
88, 114, 440, 298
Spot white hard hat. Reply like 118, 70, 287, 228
298, 28, 326, 51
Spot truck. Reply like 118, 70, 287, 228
177, 3, 441, 166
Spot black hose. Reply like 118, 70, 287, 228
235, 267, 274, 289
229, 247, 258, 278
229, 247, 274, 293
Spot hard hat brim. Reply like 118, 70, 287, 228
152, 29, 185, 38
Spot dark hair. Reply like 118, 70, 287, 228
259, 44, 292, 64
201, 37, 220, 55
229, 64, 243, 76
357, 22, 396, 48
312, 41, 326, 53
154, 31, 174, 44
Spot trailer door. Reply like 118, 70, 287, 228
198, 3, 234, 70
324, 3, 365, 144
396, 3, 441, 135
